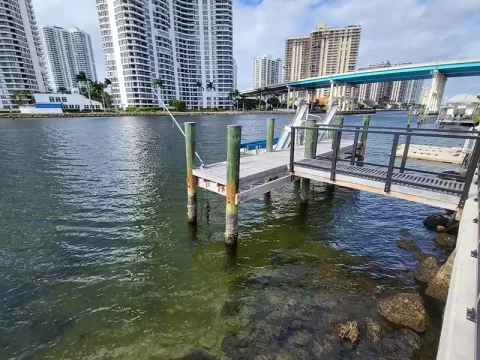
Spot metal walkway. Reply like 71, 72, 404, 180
294, 158, 464, 210
289, 124, 480, 211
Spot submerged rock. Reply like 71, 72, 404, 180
377, 293, 428, 333
426, 249, 456, 302
396, 240, 421, 253
365, 317, 386, 343
415, 257, 440, 283
424, 213, 449, 230
178, 349, 216, 360
396, 328, 423, 350
434, 233, 457, 251
338, 320, 360, 343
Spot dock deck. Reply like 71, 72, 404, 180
193, 139, 355, 202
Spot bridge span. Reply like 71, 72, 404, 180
240, 58, 480, 115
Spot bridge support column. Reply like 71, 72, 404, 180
426, 70, 447, 115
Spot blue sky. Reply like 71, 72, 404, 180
33, 0, 480, 101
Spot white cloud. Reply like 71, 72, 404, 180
32, 0, 480, 98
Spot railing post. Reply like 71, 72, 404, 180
289, 127, 296, 173
330, 117, 344, 181
351, 126, 360, 165
385, 134, 400, 193
359, 115, 370, 158
266, 118, 275, 152
458, 138, 480, 209
301, 119, 317, 203
400, 125, 412, 173
225, 125, 241, 245
185, 122, 197, 225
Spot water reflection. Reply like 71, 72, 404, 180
0, 113, 455, 359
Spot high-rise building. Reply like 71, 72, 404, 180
40, 26, 97, 92
284, 24, 361, 98
233, 58, 237, 90
358, 61, 392, 104
404, 79, 424, 104
358, 61, 424, 105
252, 55, 282, 88
96, 0, 234, 109
0, 0, 48, 109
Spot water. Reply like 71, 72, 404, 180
0, 112, 463, 359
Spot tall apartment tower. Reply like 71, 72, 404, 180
284, 24, 361, 98
358, 61, 393, 104
252, 55, 282, 88
96, 0, 234, 109
0, 0, 47, 109
41, 26, 97, 92
358, 61, 425, 105
404, 79, 424, 104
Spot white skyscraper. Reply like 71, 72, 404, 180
40, 26, 97, 92
96, 0, 234, 109
252, 55, 282, 88
0, 0, 47, 109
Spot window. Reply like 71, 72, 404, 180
75, 105, 80, 109
49, 97, 54, 102
69, 105, 74, 109
62, 97, 67, 102
95, 105, 100, 109
55, 97, 61, 102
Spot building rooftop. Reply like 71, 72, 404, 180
446, 94, 480, 104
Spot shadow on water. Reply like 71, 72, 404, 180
0, 114, 452, 359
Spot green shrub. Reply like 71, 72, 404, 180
125, 106, 161, 112
168, 99, 186, 111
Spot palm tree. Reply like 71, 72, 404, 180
233, 89, 240, 111
11, 90, 33, 107
196, 80, 204, 109
240, 94, 246, 111
228, 90, 236, 111
76, 71, 93, 112
104, 78, 116, 113
152, 78, 164, 109
206, 81, 215, 109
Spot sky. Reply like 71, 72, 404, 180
33, 0, 480, 101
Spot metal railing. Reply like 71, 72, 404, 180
289, 124, 480, 209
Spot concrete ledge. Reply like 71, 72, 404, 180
437, 176, 479, 360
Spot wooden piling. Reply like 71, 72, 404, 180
300, 119, 317, 203
185, 122, 197, 225
359, 115, 370, 158
225, 125, 241, 245
266, 118, 275, 152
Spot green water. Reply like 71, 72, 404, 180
0, 113, 459, 359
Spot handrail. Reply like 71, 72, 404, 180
291, 126, 480, 140
289, 124, 480, 209
309, 124, 478, 134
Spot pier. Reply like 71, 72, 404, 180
184, 118, 480, 357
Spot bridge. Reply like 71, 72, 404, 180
240, 58, 480, 114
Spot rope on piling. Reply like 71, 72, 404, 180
153, 88, 206, 168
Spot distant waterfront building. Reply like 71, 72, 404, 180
252, 55, 282, 88
233, 58, 238, 90
284, 24, 361, 99
0, 0, 48, 109
96, 0, 234, 109
358, 61, 424, 105
404, 79, 424, 104
40, 26, 97, 92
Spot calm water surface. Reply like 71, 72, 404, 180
0, 113, 463, 359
